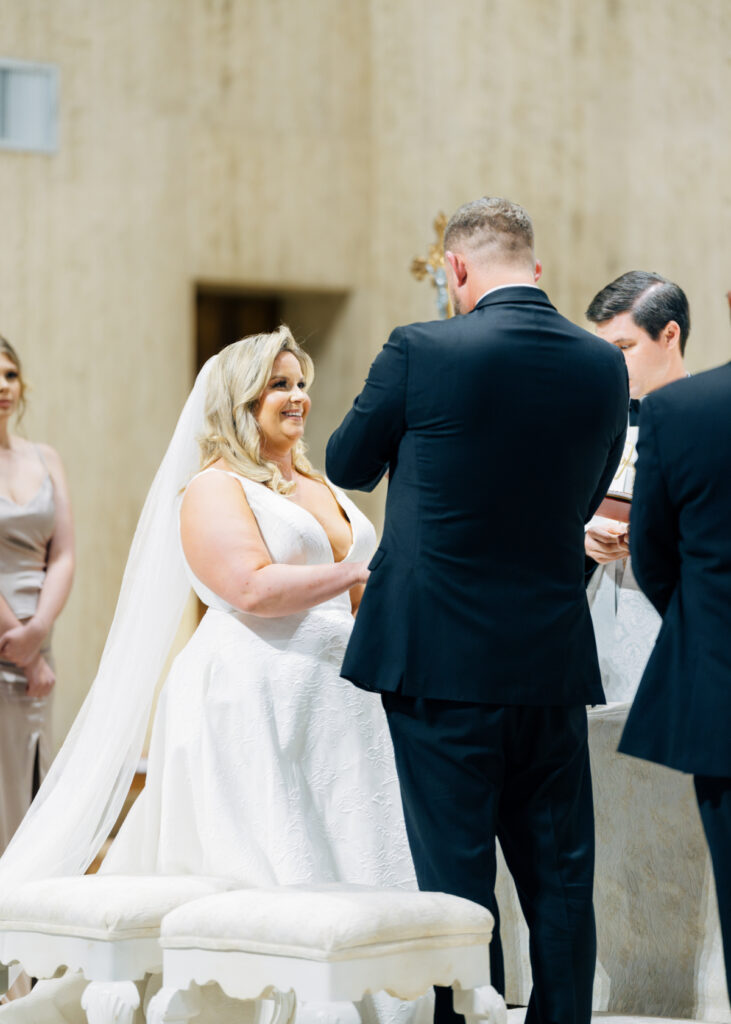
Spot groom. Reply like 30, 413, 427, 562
326, 197, 629, 1024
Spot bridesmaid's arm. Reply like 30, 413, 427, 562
0, 592, 20, 633
180, 471, 369, 618
31, 445, 75, 632
0, 445, 75, 667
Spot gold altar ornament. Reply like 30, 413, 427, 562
411, 213, 453, 320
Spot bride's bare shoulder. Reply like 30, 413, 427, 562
180, 463, 255, 529
180, 464, 269, 578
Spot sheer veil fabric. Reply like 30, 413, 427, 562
0, 358, 215, 886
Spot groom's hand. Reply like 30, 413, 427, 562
585, 523, 630, 564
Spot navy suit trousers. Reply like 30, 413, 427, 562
382, 695, 597, 1024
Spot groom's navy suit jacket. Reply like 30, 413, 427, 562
326, 287, 629, 705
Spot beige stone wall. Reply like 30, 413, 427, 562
368, 0, 731, 366
0, 0, 728, 746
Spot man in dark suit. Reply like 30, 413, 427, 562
582, 271, 690, 701
619, 363, 731, 1004
326, 197, 629, 1024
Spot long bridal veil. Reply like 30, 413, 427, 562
0, 358, 215, 886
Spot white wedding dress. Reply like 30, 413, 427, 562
0, 471, 428, 1023
104, 469, 415, 890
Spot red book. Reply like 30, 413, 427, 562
596, 491, 631, 524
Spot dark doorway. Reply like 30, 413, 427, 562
195, 290, 282, 372
193, 282, 349, 465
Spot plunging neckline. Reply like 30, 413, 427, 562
0, 472, 51, 509
280, 481, 355, 564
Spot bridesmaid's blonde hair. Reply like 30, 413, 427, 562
200, 325, 323, 495
0, 335, 27, 421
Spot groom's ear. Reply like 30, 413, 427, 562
445, 250, 468, 287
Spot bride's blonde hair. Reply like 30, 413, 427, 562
200, 325, 322, 495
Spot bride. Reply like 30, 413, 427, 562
0, 327, 422, 1021
106, 326, 414, 885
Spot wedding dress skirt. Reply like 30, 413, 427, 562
0, 474, 427, 1023
105, 471, 414, 887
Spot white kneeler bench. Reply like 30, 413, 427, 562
0, 874, 235, 1024
149, 886, 507, 1024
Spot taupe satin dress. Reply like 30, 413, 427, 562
0, 456, 55, 853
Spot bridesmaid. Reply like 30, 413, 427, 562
0, 336, 74, 853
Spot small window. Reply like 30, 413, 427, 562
0, 59, 58, 153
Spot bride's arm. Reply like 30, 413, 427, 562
349, 583, 365, 616
180, 471, 368, 618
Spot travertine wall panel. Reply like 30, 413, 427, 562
186, 0, 371, 288
367, 0, 730, 370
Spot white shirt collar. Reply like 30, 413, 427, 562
475, 283, 540, 306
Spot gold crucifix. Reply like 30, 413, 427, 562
410, 212, 453, 319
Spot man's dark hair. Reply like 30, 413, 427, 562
586, 271, 690, 355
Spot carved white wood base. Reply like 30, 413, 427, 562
295, 999, 360, 1024
0, 929, 160, 983
142, 972, 163, 1017
146, 985, 202, 1024
268, 988, 297, 1024
146, 984, 297, 1024
453, 985, 507, 1024
81, 979, 141, 1024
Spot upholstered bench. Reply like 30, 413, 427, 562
148, 885, 506, 1024
0, 874, 235, 1024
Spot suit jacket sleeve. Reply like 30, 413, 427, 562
326, 327, 408, 492
583, 428, 625, 583
584, 354, 630, 523
585, 420, 628, 523
629, 399, 680, 616
584, 553, 599, 586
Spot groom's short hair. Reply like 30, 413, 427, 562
444, 197, 534, 265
